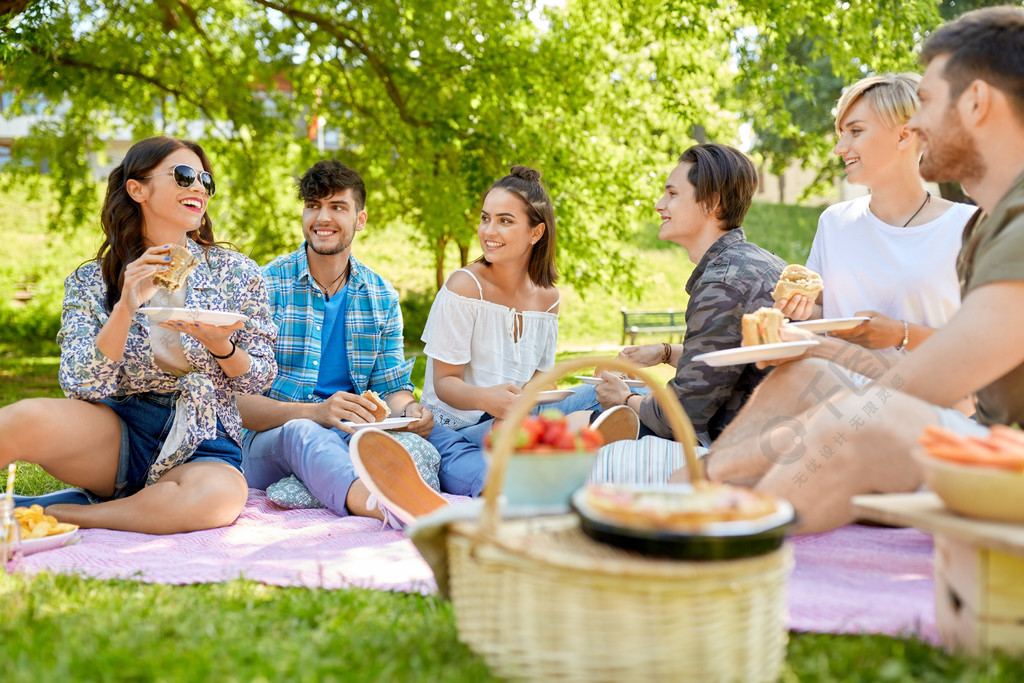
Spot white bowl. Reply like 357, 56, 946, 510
913, 448, 1024, 523
488, 450, 597, 512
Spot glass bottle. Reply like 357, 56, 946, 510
1, 498, 20, 569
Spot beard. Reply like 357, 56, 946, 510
307, 237, 353, 256
918, 105, 986, 185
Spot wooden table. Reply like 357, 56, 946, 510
853, 492, 1024, 655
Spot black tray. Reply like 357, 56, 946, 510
570, 486, 796, 561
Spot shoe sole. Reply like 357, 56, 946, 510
593, 405, 640, 445
350, 429, 449, 526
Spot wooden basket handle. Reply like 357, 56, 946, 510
480, 356, 702, 533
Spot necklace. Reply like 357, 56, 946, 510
901, 191, 931, 227
311, 265, 349, 301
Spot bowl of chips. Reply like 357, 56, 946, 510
14, 504, 80, 555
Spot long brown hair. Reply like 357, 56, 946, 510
475, 165, 558, 287
94, 136, 218, 312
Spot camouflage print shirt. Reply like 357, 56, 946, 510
637, 228, 786, 444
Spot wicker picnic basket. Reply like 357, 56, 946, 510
446, 357, 792, 682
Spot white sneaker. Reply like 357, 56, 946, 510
365, 493, 404, 531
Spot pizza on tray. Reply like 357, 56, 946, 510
584, 482, 779, 531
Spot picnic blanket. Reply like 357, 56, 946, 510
16, 490, 938, 642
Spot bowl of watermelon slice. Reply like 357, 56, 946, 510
914, 423, 1024, 523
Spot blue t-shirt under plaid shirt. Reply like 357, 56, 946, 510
260, 246, 414, 403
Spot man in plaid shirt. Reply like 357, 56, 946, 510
237, 160, 484, 526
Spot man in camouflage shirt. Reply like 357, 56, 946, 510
597, 143, 786, 446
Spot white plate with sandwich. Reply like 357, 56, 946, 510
790, 317, 869, 334
693, 340, 819, 367
138, 307, 248, 327
695, 305, 818, 367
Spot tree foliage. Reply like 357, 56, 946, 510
0, 0, 959, 294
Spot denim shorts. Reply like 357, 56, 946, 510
97, 392, 242, 500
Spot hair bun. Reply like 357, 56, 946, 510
509, 165, 541, 182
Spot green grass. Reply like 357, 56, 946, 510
0, 573, 496, 683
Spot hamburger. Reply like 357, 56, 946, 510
771, 264, 823, 303
152, 244, 199, 292
741, 307, 785, 346
362, 390, 391, 422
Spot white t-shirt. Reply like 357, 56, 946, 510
420, 269, 559, 430
806, 195, 976, 330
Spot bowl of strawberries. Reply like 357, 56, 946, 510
484, 409, 605, 512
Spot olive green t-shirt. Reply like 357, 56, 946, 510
956, 170, 1024, 426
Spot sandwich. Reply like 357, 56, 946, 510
771, 264, 823, 303
741, 307, 784, 346
362, 390, 391, 422
152, 244, 199, 292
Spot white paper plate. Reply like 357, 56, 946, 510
693, 340, 819, 367
574, 375, 645, 388
20, 529, 80, 556
138, 307, 248, 327
345, 417, 418, 432
790, 316, 869, 334
535, 389, 574, 405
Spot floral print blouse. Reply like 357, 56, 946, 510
57, 239, 277, 484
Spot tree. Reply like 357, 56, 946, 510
1, 0, 717, 298
0, 0, 960, 298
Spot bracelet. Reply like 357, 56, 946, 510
209, 339, 236, 360
622, 392, 637, 406
661, 342, 672, 365
401, 402, 418, 418
894, 320, 910, 351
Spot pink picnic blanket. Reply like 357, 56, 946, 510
789, 524, 937, 644
17, 490, 937, 642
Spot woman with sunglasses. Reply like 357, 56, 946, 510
1, 136, 277, 533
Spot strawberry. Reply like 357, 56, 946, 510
553, 430, 578, 452
579, 427, 605, 451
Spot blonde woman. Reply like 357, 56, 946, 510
778, 73, 976, 353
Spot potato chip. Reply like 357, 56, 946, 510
25, 521, 51, 539
13, 504, 79, 538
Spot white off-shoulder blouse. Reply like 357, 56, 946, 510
420, 269, 558, 430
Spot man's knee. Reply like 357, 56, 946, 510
278, 418, 334, 449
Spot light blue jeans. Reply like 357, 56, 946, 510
242, 420, 486, 517
456, 384, 604, 446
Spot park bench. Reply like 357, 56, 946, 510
620, 307, 687, 345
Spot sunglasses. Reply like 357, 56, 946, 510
141, 164, 216, 197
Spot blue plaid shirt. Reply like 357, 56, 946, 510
261, 246, 414, 403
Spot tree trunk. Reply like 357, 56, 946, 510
434, 235, 448, 292
459, 242, 469, 267
937, 182, 971, 204
778, 171, 786, 204
0, 0, 34, 19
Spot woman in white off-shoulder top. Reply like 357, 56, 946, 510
420, 165, 596, 445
